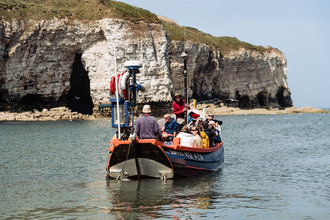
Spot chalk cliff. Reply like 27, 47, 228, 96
0, 18, 292, 116
0, 18, 173, 114
169, 41, 292, 108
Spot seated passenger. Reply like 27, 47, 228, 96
176, 125, 197, 147
202, 121, 215, 147
205, 113, 223, 126
135, 105, 161, 140
163, 114, 177, 142
197, 117, 203, 126
188, 118, 197, 128
191, 126, 203, 148
209, 120, 221, 143
196, 124, 209, 148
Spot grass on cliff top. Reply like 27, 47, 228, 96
160, 19, 267, 56
0, 0, 161, 24
1, 0, 266, 56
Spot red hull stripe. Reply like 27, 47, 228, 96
185, 165, 215, 171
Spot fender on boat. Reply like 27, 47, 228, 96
118, 74, 124, 98
120, 71, 129, 100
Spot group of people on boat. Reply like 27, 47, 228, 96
135, 93, 222, 148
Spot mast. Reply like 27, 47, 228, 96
181, 51, 188, 125
181, 26, 188, 125
114, 45, 121, 139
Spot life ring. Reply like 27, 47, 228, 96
110, 72, 129, 98
110, 74, 120, 96
120, 71, 130, 100
110, 75, 116, 95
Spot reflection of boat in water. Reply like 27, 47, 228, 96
104, 54, 224, 180
106, 178, 174, 219
105, 175, 222, 219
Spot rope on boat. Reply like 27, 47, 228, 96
116, 140, 132, 180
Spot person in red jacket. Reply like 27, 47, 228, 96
172, 93, 190, 132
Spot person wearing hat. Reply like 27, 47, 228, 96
135, 105, 161, 140
205, 113, 223, 126
172, 92, 190, 132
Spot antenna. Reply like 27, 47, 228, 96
140, 40, 143, 75
184, 26, 186, 42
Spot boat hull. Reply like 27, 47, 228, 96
107, 139, 224, 179
161, 142, 224, 177
107, 140, 174, 180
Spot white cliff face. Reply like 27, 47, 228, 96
0, 18, 106, 110
221, 47, 289, 101
82, 19, 173, 105
0, 18, 292, 113
170, 42, 291, 107
0, 18, 172, 111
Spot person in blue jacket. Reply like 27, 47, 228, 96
163, 114, 178, 141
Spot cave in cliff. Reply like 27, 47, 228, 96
276, 86, 292, 107
20, 94, 52, 111
0, 78, 7, 110
67, 54, 93, 115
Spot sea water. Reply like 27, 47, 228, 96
1, 111, 330, 219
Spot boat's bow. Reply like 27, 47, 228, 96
107, 139, 174, 180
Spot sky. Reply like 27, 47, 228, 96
120, 0, 330, 108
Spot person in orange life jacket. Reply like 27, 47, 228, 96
172, 93, 190, 132
135, 105, 162, 140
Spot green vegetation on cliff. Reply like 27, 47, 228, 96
0, 0, 265, 56
0, 0, 160, 24
160, 19, 266, 56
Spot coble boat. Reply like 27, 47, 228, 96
104, 58, 224, 180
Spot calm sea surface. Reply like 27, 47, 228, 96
1, 111, 330, 219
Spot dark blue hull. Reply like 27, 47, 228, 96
161, 142, 224, 177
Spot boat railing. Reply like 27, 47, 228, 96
110, 138, 223, 153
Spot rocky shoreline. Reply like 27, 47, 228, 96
0, 107, 95, 122
195, 104, 329, 116
0, 105, 328, 122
